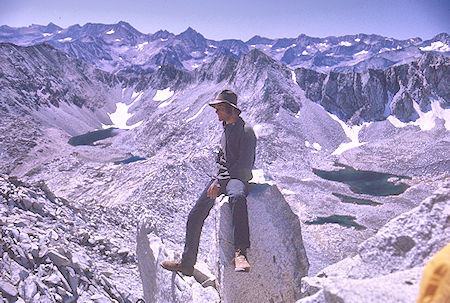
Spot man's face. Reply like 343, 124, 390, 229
214, 103, 231, 122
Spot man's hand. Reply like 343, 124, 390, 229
207, 183, 220, 199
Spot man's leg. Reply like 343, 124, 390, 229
181, 179, 216, 267
226, 179, 250, 250
226, 179, 251, 272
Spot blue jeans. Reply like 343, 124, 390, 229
181, 179, 250, 267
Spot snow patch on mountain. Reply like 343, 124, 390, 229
388, 99, 450, 130
282, 188, 296, 195
419, 41, 450, 52
58, 37, 72, 42
328, 113, 370, 155
106, 29, 115, 35
153, 88, 174, 102
43, 33, 52, 37
186, 104, 207, 123
339, 41, 352, 47
312, 143, 322, 151
291, 70, 297, 84
136, 42, 148, 51
412, 99, 450, 130
316, 43, 329, 51
354, 50, 369, 56
103, 92, 143, 129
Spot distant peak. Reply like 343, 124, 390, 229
243, 48, 274, 63
431, 32, 450, 42
45, 22, 62, 31
177, 27, 205, 40
117, 21, 134, 29
68, 24, 81, 29
178, 27, 199, 36
246, 35, 273, 45
153, 30, 173, 39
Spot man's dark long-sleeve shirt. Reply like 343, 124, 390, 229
215, 117, 256, 185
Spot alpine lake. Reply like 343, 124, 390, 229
306, 163, 411, 229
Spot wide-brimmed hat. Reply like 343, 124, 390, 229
209, 90, 241, 113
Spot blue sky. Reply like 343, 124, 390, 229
1, 0, 449, 41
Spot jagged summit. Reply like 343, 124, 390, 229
176, 27, 206, 47
153, 29, 173, 39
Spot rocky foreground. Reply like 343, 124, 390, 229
2, 171, 448, 303
0, 175, 142, 303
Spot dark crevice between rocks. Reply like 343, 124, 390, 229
332, 193, 382, 206
305, 215, 367, 230
312, 163, 411, 196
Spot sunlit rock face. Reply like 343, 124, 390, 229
215, 183, 309, 303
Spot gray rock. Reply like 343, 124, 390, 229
21, 197, 34, 209
136, 228, 195, 303
298, 267, 423, 303
0, 280, 18, 297
90, 294, 112, 303
47, 250, 70, 267
136, 218, 159, 303
24, 277, 38, 301
30, 243, 39, 258
38, 244, 49, 258
71, 252, 92, 273
43, 273, 61, 285
215, 183, 309, 303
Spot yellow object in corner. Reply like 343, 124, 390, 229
416, 243, 450, 303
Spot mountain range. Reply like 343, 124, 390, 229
1, 22, 449, 76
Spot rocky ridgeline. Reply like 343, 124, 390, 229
294, 52, 449, 123
0, 175, 141, 303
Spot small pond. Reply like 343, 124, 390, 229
312, 163, 411, 196
332, 193, 381, 206
114, 155, 146, 165
305, 215, 366, 230
68, 128, 120, 146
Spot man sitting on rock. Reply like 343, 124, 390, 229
161, 89, 257, 275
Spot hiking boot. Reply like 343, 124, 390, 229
234, 249, 250, 272
160, 260, 194, 276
